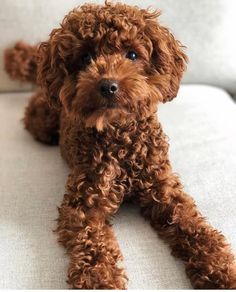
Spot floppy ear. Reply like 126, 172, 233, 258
37, 28, 78, 109
144, 11, 188, 103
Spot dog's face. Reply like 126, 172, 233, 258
38, 2, 187, 130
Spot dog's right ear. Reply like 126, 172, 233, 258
37, 28, 68, 109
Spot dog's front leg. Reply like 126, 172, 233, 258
56, 169, 127, 289
137, 169, 236, 289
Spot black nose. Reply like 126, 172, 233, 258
99, 79, 119, 97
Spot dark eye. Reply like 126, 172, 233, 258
126, 51, 138, 61
82, 53, 93, 65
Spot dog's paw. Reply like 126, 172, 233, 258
67, 260, 127, 289
189, 262, 236, 289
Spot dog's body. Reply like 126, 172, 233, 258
4, 2, 236, 289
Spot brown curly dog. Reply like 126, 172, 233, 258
4, 2, 236, 289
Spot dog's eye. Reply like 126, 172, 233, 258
82, 53, 93, 65
126, 51, 138, 61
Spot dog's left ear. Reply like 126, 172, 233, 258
144, 11, 188, 103
37, 28, 77, 110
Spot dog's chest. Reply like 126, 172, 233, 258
60, 116, 168, 196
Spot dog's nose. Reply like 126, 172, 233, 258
99, 79, 119, 97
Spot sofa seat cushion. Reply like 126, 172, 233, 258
0, 85, 235, 289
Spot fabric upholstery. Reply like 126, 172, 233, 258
0, 85, 235, 289
1, 0, 236, 94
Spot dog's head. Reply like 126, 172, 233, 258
38, 2, 187, 130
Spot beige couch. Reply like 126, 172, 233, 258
0, 0, 236, 289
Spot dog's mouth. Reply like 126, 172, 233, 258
81, 98, 119, 117
96, 92, 121, 109
83, 100, 130, 131
103, 98, 118, 109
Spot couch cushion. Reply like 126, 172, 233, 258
1, 0, 236, 94
0, 85, 235, 289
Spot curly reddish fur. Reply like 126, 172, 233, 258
4, 41, 38, 83
5, 2, 236, 289
24, 91, 60, 145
